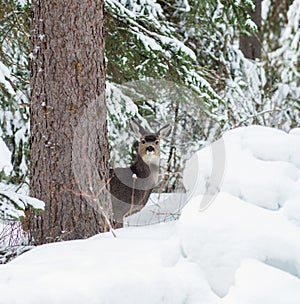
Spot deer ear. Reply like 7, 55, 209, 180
129, 118, 147, 138
158, 123, 172, 138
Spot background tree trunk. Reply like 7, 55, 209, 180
240, 0, 262, 59
28, 0, 111, 244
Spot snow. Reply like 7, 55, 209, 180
245, 18, 257, 32
179, 192, 300, 297
222, 259, 300, 304
0, 137, 13, 175
124, 193, 188, 226
0, 223, 218, 304
183, 126, 300, 210
0, 139, 44, 220
0, 63, 15, 96
0, 190, 45, 220
1, 125, 300, 303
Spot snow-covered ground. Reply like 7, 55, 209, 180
1, 125, 300, 303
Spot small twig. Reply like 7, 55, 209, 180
234, 108, 282, 127
64, 176, 116, 238
130, 174, 137, 216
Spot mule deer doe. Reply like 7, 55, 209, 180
110, 118, 172, 228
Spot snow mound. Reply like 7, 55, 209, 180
222, 259, 300, 304
179, 192, 300, 296
0, 223, 218, 304
180, 125, 300, 298
183, 126, 300, 211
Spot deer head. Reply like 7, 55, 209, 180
129, 118, 172, 166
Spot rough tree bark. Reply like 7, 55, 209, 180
28, 0, 111, 244
240, 0, 262, 59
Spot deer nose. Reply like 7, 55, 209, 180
146, 146, 154, 152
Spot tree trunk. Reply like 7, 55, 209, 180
28, 0, 111, 244
240, 0, 261, 59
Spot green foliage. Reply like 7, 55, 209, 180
0, 190, 44, 221
0, 0, 30, 184
106, 0, 224, 110
105, 0, 260, 129
105, 0, 260, 181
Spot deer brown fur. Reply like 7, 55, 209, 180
109, 118, 172, 228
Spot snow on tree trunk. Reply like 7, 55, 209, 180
28, 0, 111, 244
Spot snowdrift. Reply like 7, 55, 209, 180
1, 125, 300, 303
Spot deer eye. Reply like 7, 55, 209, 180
141, 139, 146, 144
155, 140, 159, 145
